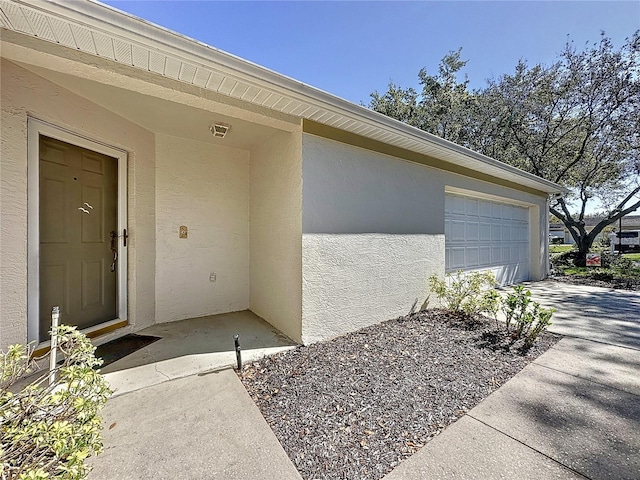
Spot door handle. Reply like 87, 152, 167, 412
110, 230, 118, 272
110, 230, 118, 252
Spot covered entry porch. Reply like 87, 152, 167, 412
98, 310, 297, 396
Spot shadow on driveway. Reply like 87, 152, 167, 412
470, 361, 640, 480
520, 280, 640, 349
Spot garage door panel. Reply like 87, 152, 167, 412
466, 222, 479, 241
449, 195, 466, 215
465, 198, 479, 215
480, 223, 491, 241
492, 224, 502, 241
519, 245, 529, 260
491, 246, 502, 263
466, 247, 479, 267
445, 193, 530, 286
450, 221, 466, 241
479, 202, 492, 218
491, 203, 503, 218
479, 247, 491, 266
450, 248, 466, 269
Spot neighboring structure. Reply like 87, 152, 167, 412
0, 0, 562, 349
550, 215, 640, 245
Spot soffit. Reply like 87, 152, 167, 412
0, 0, 563, 194
15, 61, 281, 150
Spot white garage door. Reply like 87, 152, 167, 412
445, 193, 530, 285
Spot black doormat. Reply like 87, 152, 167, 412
94, 334, 161, 368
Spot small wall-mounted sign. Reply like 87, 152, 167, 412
179, 225, 188, 239
586, 253, 601, 267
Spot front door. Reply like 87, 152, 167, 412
39, 136, 118, 341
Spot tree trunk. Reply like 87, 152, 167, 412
573, 235, 593, 267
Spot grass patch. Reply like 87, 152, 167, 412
549, 244, 574, 254
623, 252, 640, 261
563, 267, 589, 276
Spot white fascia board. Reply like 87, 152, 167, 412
8, 0, 564, 195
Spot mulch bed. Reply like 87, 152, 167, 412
550, 274, 640, 291
239, 309, 560, 480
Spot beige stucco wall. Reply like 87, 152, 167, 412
0, 59, 156, 349
301, 133, 548, 343
155, 135, 250, 323
249, 130, 303, 342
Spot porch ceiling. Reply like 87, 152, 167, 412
0, 0, 563, 194
15, 62, 281, 151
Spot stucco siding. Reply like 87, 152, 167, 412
302, 137, 443, 235
155, 135, 250, 323
301, 133, 548, 343
250, 130, 303, 342
302, 234, 443, 344
301, 134, 445, 343
0, 59, 156, 349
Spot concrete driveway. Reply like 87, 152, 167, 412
522, 280, 640, 349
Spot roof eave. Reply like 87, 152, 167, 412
3, 0, 564, 195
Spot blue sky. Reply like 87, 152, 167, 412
101, 1, 638, 105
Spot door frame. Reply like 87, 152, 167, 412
27, 118, 128, 345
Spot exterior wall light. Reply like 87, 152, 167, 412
210, 123, 231, 138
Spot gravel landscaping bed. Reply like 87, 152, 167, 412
239, 309, 560, 480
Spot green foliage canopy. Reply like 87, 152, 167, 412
370, 32, 640, 260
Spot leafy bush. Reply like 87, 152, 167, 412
611, 254, 636, 272
502, 286, 554, 348
560, 252, 640, 286
598, 251, 635, 270
549, 250, 578, 272
1, 326, 111, 480
429, 274, 554, 348
428, 270, 497, 317
550, 237, 564, 245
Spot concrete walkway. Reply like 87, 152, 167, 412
88, 368, 302, 480
88, 281, 640, 479
385, 280, 640, 480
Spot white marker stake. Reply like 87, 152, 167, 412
49, 306, 60, 385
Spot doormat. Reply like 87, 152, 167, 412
94, 334, 161, 368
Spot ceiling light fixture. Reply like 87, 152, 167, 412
210, 123, 230, 138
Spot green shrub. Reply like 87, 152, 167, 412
502, 286, 554, 348
611, 254, 635, 272
428, 270, 497, 317
429, 274, 554, 348
550, 250, 578, 272
598, 251, 634, 270
1, 326, 111, 480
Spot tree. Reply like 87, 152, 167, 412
369, 32, 640, 263
482, 33, 640, 261
369, 49, 477, 147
